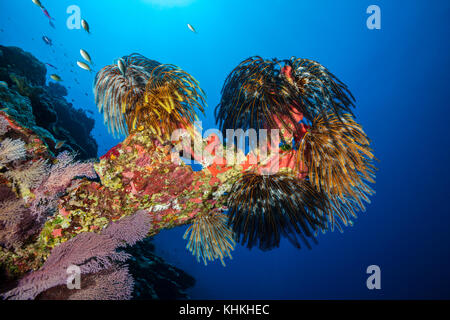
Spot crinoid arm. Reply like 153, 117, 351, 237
129, 63, 206, 140
225, 172, 328, 250
288, 57, 356, 121
183, 210, 236, 266
94, 53, 205, 138
215, 56, 356, 137
215, 56, 305, 136
94, 54, 161, 136
296, 112, 376, 231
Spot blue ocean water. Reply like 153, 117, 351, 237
1, 0, 449, 299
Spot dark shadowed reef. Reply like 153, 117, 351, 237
0, 45, 97, 160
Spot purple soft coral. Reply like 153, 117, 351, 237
1, 210, 151, 300
30, 151, 97, 221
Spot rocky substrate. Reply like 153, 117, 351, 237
0, 45, 97, 160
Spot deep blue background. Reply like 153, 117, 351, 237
1, 0, 449, 299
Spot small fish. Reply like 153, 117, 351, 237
117, 58, 126, 75
77, 61, 91, 72
42, 7, 54, 20
0, 81, 8, 88
50, 74, 62, 81
42, 35, 52, 46
45, 62, 57, 69
187, 23, 197, 33
32, 0, 43, 8
49, 20, 55, 29
81, 19, 90, 34
55, 140, 65, 149
80, 49, 92, 64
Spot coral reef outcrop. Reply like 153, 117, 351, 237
0, 45, 97, 160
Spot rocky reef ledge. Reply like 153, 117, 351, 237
0, 45, 98, 160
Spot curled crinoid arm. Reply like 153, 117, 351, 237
226, 172, 328, 251
215, 56, 304, 136
183, 210, 236, 266
94, 54, 161, 136
296, 113, 376, 230
128, 64, 206, 139
288, 57, 356, 122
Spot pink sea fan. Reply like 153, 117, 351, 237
30, 151, 97, 221
1, 210, 152, 300
0, 199, 35, 249
0, 115, 10, 136
67, 265, 134, 300
4, 159, 48, 191
0, 232, 129, 300
40, 151, 97, 194
102, 210, 152, 246
0, 138, 26, 167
